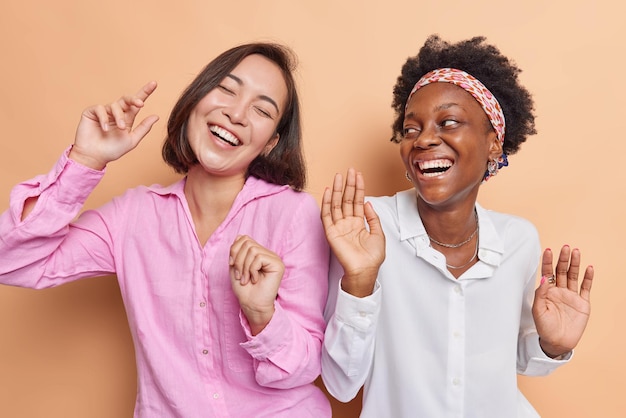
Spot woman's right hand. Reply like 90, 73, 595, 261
69, 81, 160, 170
321, 168, 385, 297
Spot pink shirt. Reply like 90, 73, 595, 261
0, 150, 331, 418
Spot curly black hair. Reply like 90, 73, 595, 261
390, 35, 536, 157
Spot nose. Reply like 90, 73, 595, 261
222, 100, 248, 126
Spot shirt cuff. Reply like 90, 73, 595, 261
239, 302, 290, 361
333, 279, 381, 332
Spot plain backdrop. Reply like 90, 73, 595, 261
0, 0, 623, 416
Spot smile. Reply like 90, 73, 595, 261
209, 125, 240, 146
417, 158, 453, 177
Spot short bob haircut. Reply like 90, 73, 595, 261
390, 34, 536, 158
162, 42, 306, 190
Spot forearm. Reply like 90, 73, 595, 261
241, 302, 325, 388
0, 150, 106, 287
321, 280, 380, 401
518, 331, 572, 376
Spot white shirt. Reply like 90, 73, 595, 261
322, 189, 570, 418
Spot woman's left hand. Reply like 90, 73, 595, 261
229, 235, 284, 335
532, 245, 594, 358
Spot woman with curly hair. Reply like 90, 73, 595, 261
321, 34, 594, 417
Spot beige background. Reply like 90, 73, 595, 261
0, 0, 623, 417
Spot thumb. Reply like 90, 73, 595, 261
533, 276, 551, 310
364, 202, 384, 237
129, 115, 160, 147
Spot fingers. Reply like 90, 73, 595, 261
343, 169, 366, 218
341, 168, 357, 218
540, 247, 554, 279
109, 97, 138, 130
541, 246, 571, 288
580, 265, 594, 301
321, 186, 333, 230
330, 172, 345, 222
91, 104, 111, 131
320, 173, 344, 231
135, 80, 158, 102
104, 81, 158, 131
229, 235, 283, 286
565, 247, 582, 292
541, 245, 594, 298
321, 169, 366, 225
554, 245, 572, 288
354, 170, 366, 218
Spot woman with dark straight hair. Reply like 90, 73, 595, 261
0, 42, 331, 417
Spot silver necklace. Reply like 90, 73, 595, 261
445, 238, 479, 269
427, 211, 478, 248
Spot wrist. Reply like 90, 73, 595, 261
539, 338, 568, 359
69, 145, 107, 171
341, 272, 377, 297
242, 305, 275, 336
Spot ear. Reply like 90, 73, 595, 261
263, 133, 279, 156
487, 130, 503, 160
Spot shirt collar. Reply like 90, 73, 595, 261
145, 175, 290, 203
396, 188, 504, 266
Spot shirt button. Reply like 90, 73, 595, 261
359, 311, 367, 317
200, 302, 206, 307
453, 331, 461, 338
213, 393, 219, 399
202, 349, 208, 355
453, 378, 461, 386
454, 285, 462, 294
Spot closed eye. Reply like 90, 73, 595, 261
254, 106, 273, 119
218, 84, 235, 95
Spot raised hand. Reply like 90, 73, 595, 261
321, 168, 385, 297
70, 81, 160, 170
532, 245, 594, 357
229, 235, 284, 335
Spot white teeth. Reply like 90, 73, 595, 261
418, 159, 453, 170
422, 171, 444, 178
209, 125, 240, 146
416, 159, 453, 178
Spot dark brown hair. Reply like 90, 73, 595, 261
162, 42, 306, 190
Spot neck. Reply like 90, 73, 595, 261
185, 165, 245, 208
417, 200, 478, 245
184, 165, 246, 246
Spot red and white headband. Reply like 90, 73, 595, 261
405, 68, 506, 144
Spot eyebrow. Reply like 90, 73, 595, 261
226, 74, 281, 114
405, 102, 461, 119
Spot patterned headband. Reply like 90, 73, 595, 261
405, 68, 508, 180
406, 68, 506, 144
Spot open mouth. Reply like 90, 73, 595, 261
417, 159, 453, 177
209, 125, 240, 146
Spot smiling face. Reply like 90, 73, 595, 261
186, 54, 287, 180
401, 82, 502, 209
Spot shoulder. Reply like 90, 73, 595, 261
105, 180, 185, 212
247, 178, 321, 222
367, 188, 415, 204
366, 189, 415, 221
482, 208, 538, 239
479, 206, 540, 258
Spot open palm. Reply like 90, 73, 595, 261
321, 169, 385, 297
532, 246, 594, 357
